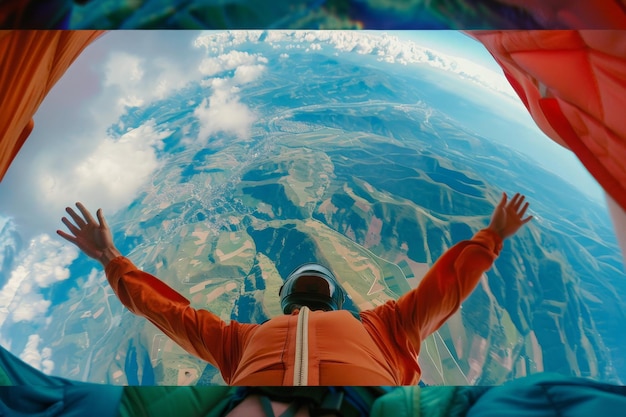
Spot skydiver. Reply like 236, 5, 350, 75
57, 192, 532, 385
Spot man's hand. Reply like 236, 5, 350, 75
56, 202, 121, 267
488, 192, 533, 240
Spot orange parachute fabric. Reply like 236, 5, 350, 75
0, 30, 104, 181
468, 30, 626, 213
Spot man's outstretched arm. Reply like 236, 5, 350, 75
395, 192, 533, 343
56, 203, 250, 379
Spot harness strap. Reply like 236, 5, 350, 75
258, 395, 276, 417
314, 390, 344, 417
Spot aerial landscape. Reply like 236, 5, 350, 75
0, 31, 624, 386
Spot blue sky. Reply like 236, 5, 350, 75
0, 30, 609, 373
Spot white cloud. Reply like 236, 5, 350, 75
0, 233, 78, 327
193, 46, 269, 144
233, 64, 266, 84
118, 95, 145, 109
104, 52, 145, 88
12, 296, 50, 322
28, 235, 76, 288
99, 49, 207, 128
0, 216, 21, 274
84, 268, 100, 288
194, 89, 257, 143
198, 50, 268, 77
37, 119, 171, 217
194, 31, 263, 54
19, 334, 54, 374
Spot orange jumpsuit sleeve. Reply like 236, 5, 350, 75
383, 228, 503, 349
104, 256, 257, 383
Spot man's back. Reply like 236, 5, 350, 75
231, 306, 406, 385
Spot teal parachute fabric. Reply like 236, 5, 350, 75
465, 373, 626, 417
0, 346, 123, 417
4, 341, 626, 416
370, 374, 626, 417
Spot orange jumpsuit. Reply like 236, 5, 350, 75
104, 228, 502, 386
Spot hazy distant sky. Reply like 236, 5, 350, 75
396, 31, 504, 72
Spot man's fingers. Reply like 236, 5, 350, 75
56, 229, 77, 244
66, 206, 86, 227
498, 192, 508, 207
511, 193, 524, 210
518, 201, 530, 218
62, 217, 81, 236
518, 196, 532, 224
96, 209, 108, 229
76, 202, 97, 225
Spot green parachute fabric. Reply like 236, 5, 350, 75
0, 30, 104, 181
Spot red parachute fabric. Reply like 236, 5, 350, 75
0, 30, 104, 181
492, 0, 626, 29
469, 30, 626, 213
